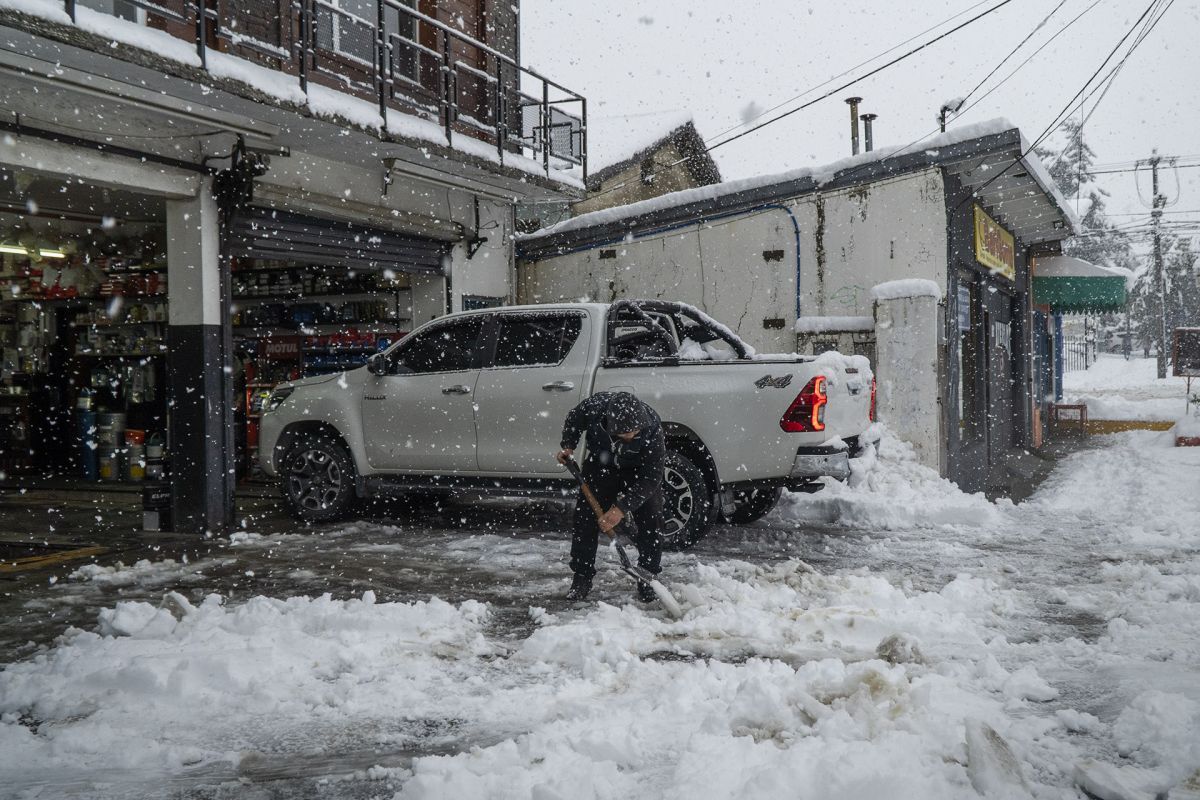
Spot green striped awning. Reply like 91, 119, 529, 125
1033, 256, 1130, 313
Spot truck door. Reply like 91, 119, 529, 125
474, 310, 590, 475
360, 314, 486, 472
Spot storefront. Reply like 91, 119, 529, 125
0, 180, 171, 488
0, 175, 451, 499
947, 204, 1026, 492
226, 206, 448, 477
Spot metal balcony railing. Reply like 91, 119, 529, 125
58, 0, 587, 181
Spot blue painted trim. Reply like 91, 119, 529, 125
1053, 312, 1064, 402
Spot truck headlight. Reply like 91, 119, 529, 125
265, 386, 294, 413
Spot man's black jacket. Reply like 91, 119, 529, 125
560, 391, 666, 515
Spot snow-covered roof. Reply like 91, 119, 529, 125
585, 110, 695, 174
521, 119, 1076, 250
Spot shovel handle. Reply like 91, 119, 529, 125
564, 458, 616, 539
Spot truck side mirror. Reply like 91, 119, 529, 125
367, 353, 387, 376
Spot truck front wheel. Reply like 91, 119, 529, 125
659, 450, 713, 551
281, 433, 357, 522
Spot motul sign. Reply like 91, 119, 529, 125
259, 336, 301, 360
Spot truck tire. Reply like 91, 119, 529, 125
725, 486, 783, 524
659, 449, 713, 551
280, 432, 357, 522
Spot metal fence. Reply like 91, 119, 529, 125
58, 0, 586, 180
1061, 334, 1099, 372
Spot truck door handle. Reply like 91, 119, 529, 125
542, 380, 575, 392
441, 384, 472, 395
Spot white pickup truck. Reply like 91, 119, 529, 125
259, 300, 874, 548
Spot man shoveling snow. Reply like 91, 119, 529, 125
556, 391, 665, 603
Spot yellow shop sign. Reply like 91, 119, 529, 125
974, 205, 1015, 281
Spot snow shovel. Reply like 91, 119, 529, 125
563, 458, 682, 618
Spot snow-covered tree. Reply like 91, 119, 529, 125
1036, 119, 1137, 274
1127, 235, 1200, 352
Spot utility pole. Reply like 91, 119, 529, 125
1140, 150, 1171, 379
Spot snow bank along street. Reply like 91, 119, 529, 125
1, 426, 1198, 799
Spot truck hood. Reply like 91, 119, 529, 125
283, 372, 346, 391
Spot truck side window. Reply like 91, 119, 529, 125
392, 317, 483, 374
492, 314, 582, 367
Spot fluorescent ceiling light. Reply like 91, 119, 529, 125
0, 244, 67, 258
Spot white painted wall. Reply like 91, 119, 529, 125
800, 170, 947, 319
517, 168, 951, 467
519, 207, 799, 352
874, 293, 942, 471
518, 168, 948, 352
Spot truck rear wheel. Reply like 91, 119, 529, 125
659, 449, 713, 551
281, 432, 357, 522
725, 486, 783, 524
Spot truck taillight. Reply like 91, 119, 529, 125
780, 376, 827, 432
870, 377, 877, 422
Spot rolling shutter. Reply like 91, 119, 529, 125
228, 207, 447, 273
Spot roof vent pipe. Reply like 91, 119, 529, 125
845, 97, 862, 156
861, 113, 877, 153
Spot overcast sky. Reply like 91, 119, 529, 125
522, 0, 1199, 236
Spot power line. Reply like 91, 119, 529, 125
958, 0, 1070, 110
952, 0, 1170, 215
576, 0, 1025, 208
741, 0, 1092, 214
1092, 163, 1200, 175
705, 0, 1021, 154
704, 0, 999, 144
1107, 209, 1200, 216
1078, 0, 1175, 129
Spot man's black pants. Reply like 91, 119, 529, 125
570, 463, 663, 580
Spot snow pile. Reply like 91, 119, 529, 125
0, 592, 501, 784
775, 425, 1001, 529
1175, 415, 1200, 438
1026, 430, 1200, 548
869, 279, 944, 302
67, 557, 227, 587
794, 315, 874, 333
404, 560, 1031, 799
1063, 353, 1189, 421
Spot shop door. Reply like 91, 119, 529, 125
473, 311, 589, 475
955, 275, 988, 492
360, 315, 485, 472
984, 290, 1015, 464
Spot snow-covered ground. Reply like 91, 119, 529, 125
2, 425, 1198, 799
1063, 353, 1193, 421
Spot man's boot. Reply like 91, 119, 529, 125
635, 581, 657, 603
566, 573, 592, 600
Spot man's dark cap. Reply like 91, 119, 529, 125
604, 393, 646, 435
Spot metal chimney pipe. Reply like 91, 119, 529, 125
845, 96, 863, 155
861, 113, 877, 152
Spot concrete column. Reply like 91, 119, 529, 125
165, 179, 234, 534
874, 293, 941, 471
409, 272, 448, 324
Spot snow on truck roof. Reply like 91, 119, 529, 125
519, 118, 1076, 255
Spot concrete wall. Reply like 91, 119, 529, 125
519, 168, 949, 353
874, 293, 942, 471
